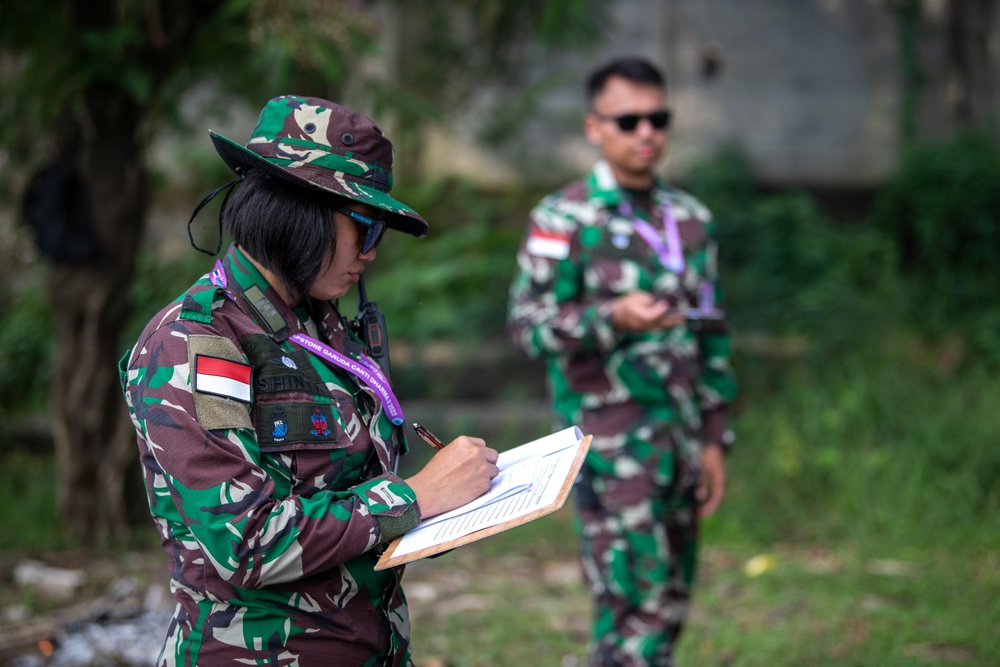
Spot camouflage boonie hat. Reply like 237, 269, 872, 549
210, 95, 428, 238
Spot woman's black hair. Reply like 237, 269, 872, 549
223, 170, 344, 303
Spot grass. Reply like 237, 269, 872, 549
0, 451, 71, 553
712, 341, 1000, 555
399, 339, 1000, 667
675, 543, 1000, 667
403, 510, 1000, 667
2, 340, 999, 666
404, 508, 589, 667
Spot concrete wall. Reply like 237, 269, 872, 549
662, 0, 899, 185
422, 0, 999, 189
142, 0, 1000, 211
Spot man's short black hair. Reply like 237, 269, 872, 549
586, 57, 666, 105
224, 170, 345, 303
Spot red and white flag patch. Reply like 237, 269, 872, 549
194, 355, 252, 403
525, 230, 571, 260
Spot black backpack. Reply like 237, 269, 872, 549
20, 163, 103, 264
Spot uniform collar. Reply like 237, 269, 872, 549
218, 244, 355, 349
219, 245, 298, 339
585, 160, 671, 211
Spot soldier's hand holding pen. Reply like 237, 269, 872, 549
605, 291, 685, 332
404, 425, 499, 519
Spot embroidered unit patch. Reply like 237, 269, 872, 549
270, 406, 289, 441
310, 407, 331, 437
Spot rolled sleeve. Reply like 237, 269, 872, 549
351, 474, 421, 543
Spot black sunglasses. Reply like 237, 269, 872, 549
337, 207, 387, 254
594, 109, 672, 132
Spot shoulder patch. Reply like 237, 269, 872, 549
526, 229, 570, 259
194, 355, 252, 403
179, 282, 228, 323
188, 335, 253, 430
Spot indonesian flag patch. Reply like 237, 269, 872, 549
194, 355, 252, 403
525, 229, 571, 260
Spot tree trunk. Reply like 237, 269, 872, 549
42, 0, 222, 543
946, 0, 998, 131
894, 0, 927, 144
50, 94, 146, 542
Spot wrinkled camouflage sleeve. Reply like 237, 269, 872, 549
507, 202, 619, 359
694, 225, 737, 448
123, 322, 416, 589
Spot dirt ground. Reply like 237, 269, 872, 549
0, 534, 589, 665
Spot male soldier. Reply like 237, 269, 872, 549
507, 57, 736, 666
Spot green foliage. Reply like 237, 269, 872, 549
125, 249, 213, 348
386, 0, 609, 103
711, 344, 1000, 553
677, 146, 1000, 555
358, 178, 547, 342
0, 452, 72, 552
675, 543, 1000, 667
891, 0, 928, 143
0, 269, 52, 419
0, 0, 614, 190
0, 249, 208, 431
684, 147, 901, 355
871, 133, 1000, 361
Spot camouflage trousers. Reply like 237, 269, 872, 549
575, 468, 699, 667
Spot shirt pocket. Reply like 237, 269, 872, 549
254, 399, 350, 453
256, 397, 375, 496
587, 235, 655, 298
244, 335, 350, 453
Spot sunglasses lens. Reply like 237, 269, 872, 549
339, 207, 386, 254
361, 220, 386, 254
615, 114, 640, 132
649, 111, 670, 129
610, 111, 670, 132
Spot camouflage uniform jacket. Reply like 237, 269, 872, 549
507, 161, 737, 485
121, 245, 419, 666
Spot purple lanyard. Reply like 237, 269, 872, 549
210, 260, 405, 425
620, 200, 685, 273
288, 333, 404, 425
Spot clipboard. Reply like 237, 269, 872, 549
376, 428, 591, 570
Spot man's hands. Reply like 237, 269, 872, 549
606, 292, 723, 515
406, 436, 499, 519
606, 291, 685, 332
606, 292, 725, 518
697, 443, 726, 518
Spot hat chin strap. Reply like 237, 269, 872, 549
187, 171, 246, 255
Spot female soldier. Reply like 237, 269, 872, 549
121, 95, 498, 666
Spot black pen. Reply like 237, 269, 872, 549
412, 422, 446, 450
